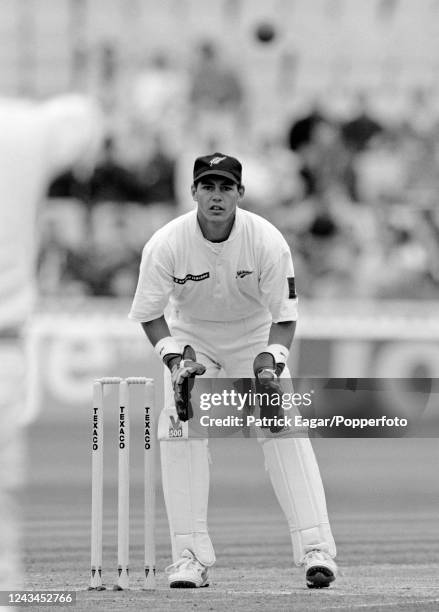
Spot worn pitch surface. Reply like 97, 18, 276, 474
23, 423, 439, 611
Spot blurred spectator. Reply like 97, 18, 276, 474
48, 134, 141, 207
355, 130, 406, 203
237, 135, 303, 212
287, 107, 349, 199
350, 203, 439, 299
134, 135, 176, 206
287, 105, 325, 197
260, 135, 304, 206
38, 216, 72, 296
47, 166, 88, 201
287, 103, 324, 153
97, 41, 119, 114
374, 217, 432, 298
131, 52, 188, 150
38, 199, 179, 297
295, 195, 360, 297
414, 208, 439, 290
188, 41, 245, 148
63, 203, 140, 297
341, 92, 383, 153
37, 200, 90, 296
305, 120, 349, 198
340, 92, 384, 201
88, 135, 141, 205
402, 86, 439, 139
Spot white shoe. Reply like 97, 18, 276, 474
303, 549, 337, 588
166, 549, 209, 588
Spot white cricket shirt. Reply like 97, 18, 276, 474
129, 208, 298, 323
0, 95, 102, 329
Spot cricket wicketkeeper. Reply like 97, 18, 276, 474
129, 153, 337, 588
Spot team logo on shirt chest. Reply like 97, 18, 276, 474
236, 270, 254, 279
173, 272, 210, 284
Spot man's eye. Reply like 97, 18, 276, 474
221, 186, 232, 191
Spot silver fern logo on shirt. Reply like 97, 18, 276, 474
236, 270, 254, 279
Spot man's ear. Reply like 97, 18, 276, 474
191, 184, 197, 201
238, 184, 245, 198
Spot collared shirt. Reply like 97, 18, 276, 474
129, 208, 298, 323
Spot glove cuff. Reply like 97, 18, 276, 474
265, 343, 289, 366
154, 336, 181, 362
165, 355, 182, 371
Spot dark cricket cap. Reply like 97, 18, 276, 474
193, 152, 242, 184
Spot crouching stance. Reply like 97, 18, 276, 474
129, 153, 337, 588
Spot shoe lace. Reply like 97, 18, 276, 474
305, 549, 327, 563
165, 551, 201, 575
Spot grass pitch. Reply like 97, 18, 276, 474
23, 424, 439, 611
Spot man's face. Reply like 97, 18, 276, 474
192, 177, 245, 224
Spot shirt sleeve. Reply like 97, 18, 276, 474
128, 237, 174, 322
259, 243, 299, 323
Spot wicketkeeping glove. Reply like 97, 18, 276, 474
253, 349, 287, 433
165, 345, 206, 422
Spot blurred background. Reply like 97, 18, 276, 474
1, 0, 435, 420
0, 0, 437, 597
